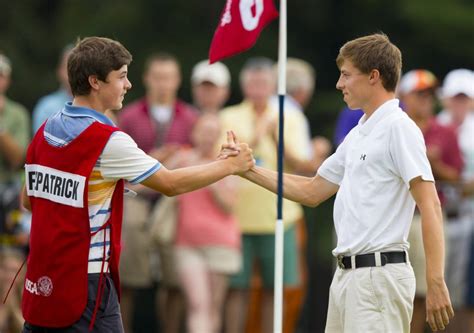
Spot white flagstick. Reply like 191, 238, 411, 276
274, 0, 286, 332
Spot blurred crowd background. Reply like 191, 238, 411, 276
0, 1, 473, 332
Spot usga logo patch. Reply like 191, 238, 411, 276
25, 276, 53, 297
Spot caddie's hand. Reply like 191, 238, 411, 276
221, 131, 254, 174
217, 130, 241, 160
426, 279, 454, 331
231, 142, 254, 175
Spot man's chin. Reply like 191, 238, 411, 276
111, 103, 123, 111
346, 101, 360, 110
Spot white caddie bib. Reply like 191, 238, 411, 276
25, 164, 86, 208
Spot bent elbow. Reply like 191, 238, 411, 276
304, 199, 320, 208
301, 195, 320, 208
161, 185, 179, 197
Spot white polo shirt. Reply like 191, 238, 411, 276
318, 99, 434, 256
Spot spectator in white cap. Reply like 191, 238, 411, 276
191, 60, 231, 114
437, 68, 474, 331
438, 68, 474, 126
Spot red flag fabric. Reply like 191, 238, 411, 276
209, 0, 278, 64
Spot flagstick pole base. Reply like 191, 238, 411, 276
273, 218, 284, 333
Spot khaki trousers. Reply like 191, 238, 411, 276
325, 263, 415, 333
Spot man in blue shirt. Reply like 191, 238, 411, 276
32, 45, 73, 133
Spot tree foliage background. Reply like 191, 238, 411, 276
1, 0, 473, 138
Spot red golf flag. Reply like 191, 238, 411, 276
209, 0, 278, 63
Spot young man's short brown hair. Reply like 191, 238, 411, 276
336, 33, 402, 92
68, 37, 132, 96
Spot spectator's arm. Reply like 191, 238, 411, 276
0, 131, 25, 169
0, 105, 30, 169
284, 136, 332, 176
427, 146, 461, 182
208, 177, 237, 213
463, 178, 474, 196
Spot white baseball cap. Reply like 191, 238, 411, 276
191, 60, 230, 87
441, 68, 474, 99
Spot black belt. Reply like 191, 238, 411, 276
336, 251, 407, 269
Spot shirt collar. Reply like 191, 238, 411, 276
62, 102, 116, 126
358, 99, 400, 135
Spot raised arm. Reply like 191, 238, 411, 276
409, 176, 454, 331
0, 131, 26, 169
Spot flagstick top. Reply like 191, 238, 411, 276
277, 0, 287, 95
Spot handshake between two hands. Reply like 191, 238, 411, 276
217, 130, 256, 175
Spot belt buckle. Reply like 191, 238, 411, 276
337, 254, 345, 269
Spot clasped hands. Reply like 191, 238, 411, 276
218, 130, 255, 175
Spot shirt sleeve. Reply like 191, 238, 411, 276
389, 117, 434, 187
98, 131, 161, 184
317, 133, 349, 185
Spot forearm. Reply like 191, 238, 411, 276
0, 133, 25, 168
142, 159, 236, 196
410, 179, 446, 282
419, 197, 445, 284
242, 166, 333, 207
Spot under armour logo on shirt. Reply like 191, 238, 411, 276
360, 154, 367, 160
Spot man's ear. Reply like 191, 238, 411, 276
88, 75, 100, 91
369, 69, 381, 85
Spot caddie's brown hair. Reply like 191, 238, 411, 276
336, 33, 402, 92
67, 37, 132, 96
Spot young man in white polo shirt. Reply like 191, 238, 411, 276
223, 33, 454, 332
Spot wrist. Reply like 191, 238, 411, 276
241, 166, 256, 179
427, 273, 445, 286
222, 157, 238, 175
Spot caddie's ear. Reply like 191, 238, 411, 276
88, 75, 100, 91
368, 69, 381, 85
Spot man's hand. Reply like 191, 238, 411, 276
217, 131, 242, 160
219, 131, 254, 174
426, 278, 454, 331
